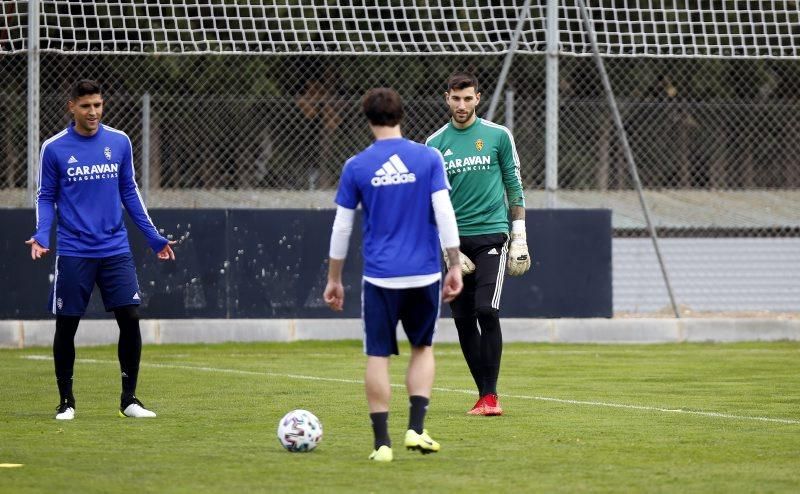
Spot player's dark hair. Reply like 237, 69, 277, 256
69, 80, 102, 100
362, 87, 404, 127
447, 72, 479, 92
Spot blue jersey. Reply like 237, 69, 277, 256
335, 137, 449, 278
33, 123, 167, 257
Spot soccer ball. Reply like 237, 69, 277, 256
277, 409, 323, 452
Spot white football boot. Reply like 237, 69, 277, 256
55, 400, 75, 420
119, 396, 157, 418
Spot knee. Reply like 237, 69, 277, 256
55, 315, 80, 337
454, 316, 475, 325
453, 316, 478, 334
475, 306, 499, 319
113, 305, 140, 321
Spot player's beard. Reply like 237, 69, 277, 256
451, 107, 475, 124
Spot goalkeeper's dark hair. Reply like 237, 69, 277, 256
69, 80, 102, 101
362, 87, 404, 127
447, 72, 479, 93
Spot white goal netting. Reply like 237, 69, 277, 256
2, 1, 799, 58
562, 2, 800, 58
4, 1, 544, 54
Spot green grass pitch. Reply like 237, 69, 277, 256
1, 340, 799, 493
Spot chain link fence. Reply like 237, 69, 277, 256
4, 54, 798, 194
3, 54, 799, 227
2, 1, 799, 314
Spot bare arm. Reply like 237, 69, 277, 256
324, 257, 346, 311
444, 247, 460, 268
442, 247, 463, 303
510, 205, 526, 222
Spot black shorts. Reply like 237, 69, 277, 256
450, 232, 509, 318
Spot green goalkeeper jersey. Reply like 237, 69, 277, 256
426, 117, 525, 236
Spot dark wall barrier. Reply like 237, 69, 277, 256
3, 208, 611, 319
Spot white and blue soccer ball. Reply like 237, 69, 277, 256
277, 409, 323, 452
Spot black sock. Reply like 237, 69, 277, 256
408, 396, 429, 434
477, 308, 502, 396
370, 412, 391, 449
454, 316, 483, 394
114, 306, 141, 398
54, 315, 80, 404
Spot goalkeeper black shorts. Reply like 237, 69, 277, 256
450, 232, 509, 317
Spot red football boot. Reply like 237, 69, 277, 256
482, 394, 503, 416
467, 395, 486, 415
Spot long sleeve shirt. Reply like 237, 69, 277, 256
33, 122, 168, 257
426, 117, 525, 236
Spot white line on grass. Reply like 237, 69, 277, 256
437, 349, 800, 356
23, 355, 364, 385
22, 355, 800, 425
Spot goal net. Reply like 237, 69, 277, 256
2, 1, 798, 58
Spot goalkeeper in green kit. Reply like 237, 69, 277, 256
426, 72, 530, 416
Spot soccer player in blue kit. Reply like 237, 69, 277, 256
26, 80, 176, 420
324, 88, 463, 462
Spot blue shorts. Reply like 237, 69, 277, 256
49, 253, 141, 316
362, 279, 441, 357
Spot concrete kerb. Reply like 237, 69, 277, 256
2, 318, 799, 349
680, 318, 800, 342
0, 321, 23, 349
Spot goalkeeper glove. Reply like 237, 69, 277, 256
507, 231, 531, 276
444, 250, 475, 275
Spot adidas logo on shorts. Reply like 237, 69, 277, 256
371, 154, 416, 187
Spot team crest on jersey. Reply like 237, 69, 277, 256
104, 147, 112, 160
475, 139, 484, 151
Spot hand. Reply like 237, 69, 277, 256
444, 250, 475, 275
506, 232, 531, 276
25, 238, 49, 260
442, 266, 463, 303
323, 280, 344, 311
157, 241, 177, 261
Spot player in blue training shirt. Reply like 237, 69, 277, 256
324, 88, 463, 463
26, 80, 176, 420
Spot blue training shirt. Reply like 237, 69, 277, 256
335, 137, 450, 279
33, 122, 168, 257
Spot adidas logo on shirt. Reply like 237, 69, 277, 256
67, 155, 78, 164
132, 293, 140, 300
488, 248, 499, 255
443, 149, 454, 157
371, 154, 416, 187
